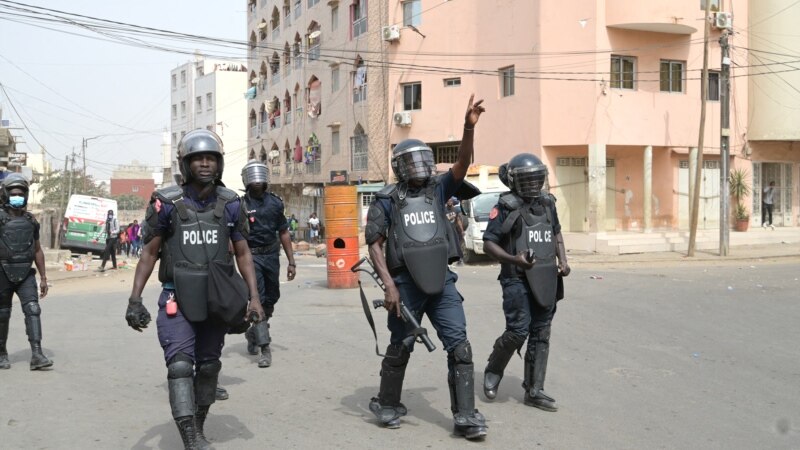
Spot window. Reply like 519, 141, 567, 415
171, 132, 177, 145
707, 70, 720, 101
308, 27, 321, 61
180, 101, 186, 117
660, 60, 684, 93
444, 77, 461, 87
500, 66, 515, 97
171, 105, 177, 120
206, 93, 213, 110
700, 0, 720, 11
308, 0, 319, 7
196, 65, 204, 77
361, 193, 375, 207
196, 96, 202, 113
294, 0, 301, 19
132, 186, 139, 193
610, 55, 635, 89
433, 144, 459, 164
351, 132, 369, 171
332, 130, 340, 155
353, 59, 367, 103
331, 6, 339, 31
403, 0, 421, 27
352, 0, 367, 38
402, 82, 422, 111
171, 74, 177, 90
332, 66, 340, 91
180, 70, 186, 86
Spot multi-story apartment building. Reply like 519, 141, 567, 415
249, 1, 799, 232
246, 0, 389, 220
748, 0, 800, 227
169, 57, 248, 191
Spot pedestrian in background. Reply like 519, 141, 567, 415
97, 209, 119, 272
128, 219, 141, 258
762, 181, 775, 229
308, 212, 320, 244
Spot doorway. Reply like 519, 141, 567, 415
752, 162, 793, 226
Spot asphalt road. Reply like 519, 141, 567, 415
1, 255, 798, 449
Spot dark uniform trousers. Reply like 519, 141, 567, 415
156, 289, 226, 364
500, 278, 556, 336
388, 270, 467, 353
253, 252, 280, 317
0, 270, 40, 339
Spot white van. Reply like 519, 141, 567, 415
459, 188, 505, 263
60, 195, 118, 253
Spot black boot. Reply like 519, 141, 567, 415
258, 345, 272, 368
483, 332, 525, 400
24, 308, 53, 370
0, 309, 10, 370
523, 326, 557, 412
194, 360, 221, 448
245, 327, 257, 355
175, 416, 199, 450
194, 405, 213, 450
369, 344, 409, 429
215, 384, 228, 401
449, 342, 487, 440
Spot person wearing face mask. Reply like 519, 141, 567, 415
240, 160, 296, 368
127, 129, 265, 449
0, 173, 53, 370
97, 209, 119, 272
364, 95, 487, 440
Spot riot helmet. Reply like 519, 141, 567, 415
1, 173, 30, 209
177, 129, 225, 185
506, 153, 548, 199
498, 163, 510, 187
391, 139, 435, 183
241, 159, 269, 188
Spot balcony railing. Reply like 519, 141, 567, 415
308, 44, 320, 61
250, 126, 259, 138
353, 85, 367, 103
271, 164, 281, 176
284, 111, 292, 125
271, 72, 281, 85
272, 27, 280, 41
307, 159, 321, 174
260, 122, 270, 134
353, 17, 367, 37
294, 55, 303, 69
271, 116, 282, 129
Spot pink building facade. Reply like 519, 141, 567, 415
250, 0, 799, 232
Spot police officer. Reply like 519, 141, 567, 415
0, 174, 53, 371
241, 160, 296, 368
126, 129, 265, 449
365, 95, 487, 440
481, 153, 570, 412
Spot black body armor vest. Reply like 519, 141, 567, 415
155, 185, 237, 322
0, 210, 36, 283
383, 180, 460, 295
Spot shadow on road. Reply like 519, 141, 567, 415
132, 414, 254, 449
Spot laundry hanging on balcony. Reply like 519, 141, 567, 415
307, 79, 322, 118
244, 86, 257, 100
293, 142, 304, 162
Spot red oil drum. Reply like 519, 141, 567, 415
324, 185, 359, 288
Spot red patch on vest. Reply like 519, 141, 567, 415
489, 207, 499, 220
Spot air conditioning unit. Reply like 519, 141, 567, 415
714, 11, 732, 29
382, 25, 400, 42
393, 111, 412, 127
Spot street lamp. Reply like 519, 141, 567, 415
82, 135, 104, 191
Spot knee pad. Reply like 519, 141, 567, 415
22, 302, 41, 316
167, 352, 194, 379
500, 331, 527, 350
451, 341, 473, 365
384, 344, 410, 367
196, 359, 222, 378
0, 307, 10, 320
532, 326, 551, 343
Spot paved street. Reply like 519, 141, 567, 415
1, 252, 799, 449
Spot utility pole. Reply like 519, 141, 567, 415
67, 150, 76, 198
59, 155, 69, 211
688, 0, 713, 257
719, 31, 731, 256
82, 137, 87, 192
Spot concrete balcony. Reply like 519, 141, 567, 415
606, 0, 700, 35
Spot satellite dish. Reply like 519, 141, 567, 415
309, 30, 321, 40
258, 22, 268, 29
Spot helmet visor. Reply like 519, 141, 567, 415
512, 167, 547, 198
396, 149, 434, 182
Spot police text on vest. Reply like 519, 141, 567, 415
403, 211, 435, 227
183, 229, 218, 245
528, 229, 552, 243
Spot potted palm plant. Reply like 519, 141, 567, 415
729, 168, 751, 232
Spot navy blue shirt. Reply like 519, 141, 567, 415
370, 170, 462, 238
242, 192, 288, 248
152, 185, 246, 242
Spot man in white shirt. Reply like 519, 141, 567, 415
762, 181, 776, 229
98, 209, 119, 271
308, 213, 320, 244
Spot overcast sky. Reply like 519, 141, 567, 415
0, 0, 246, 179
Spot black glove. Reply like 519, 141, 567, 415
126, 297, 151, 332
